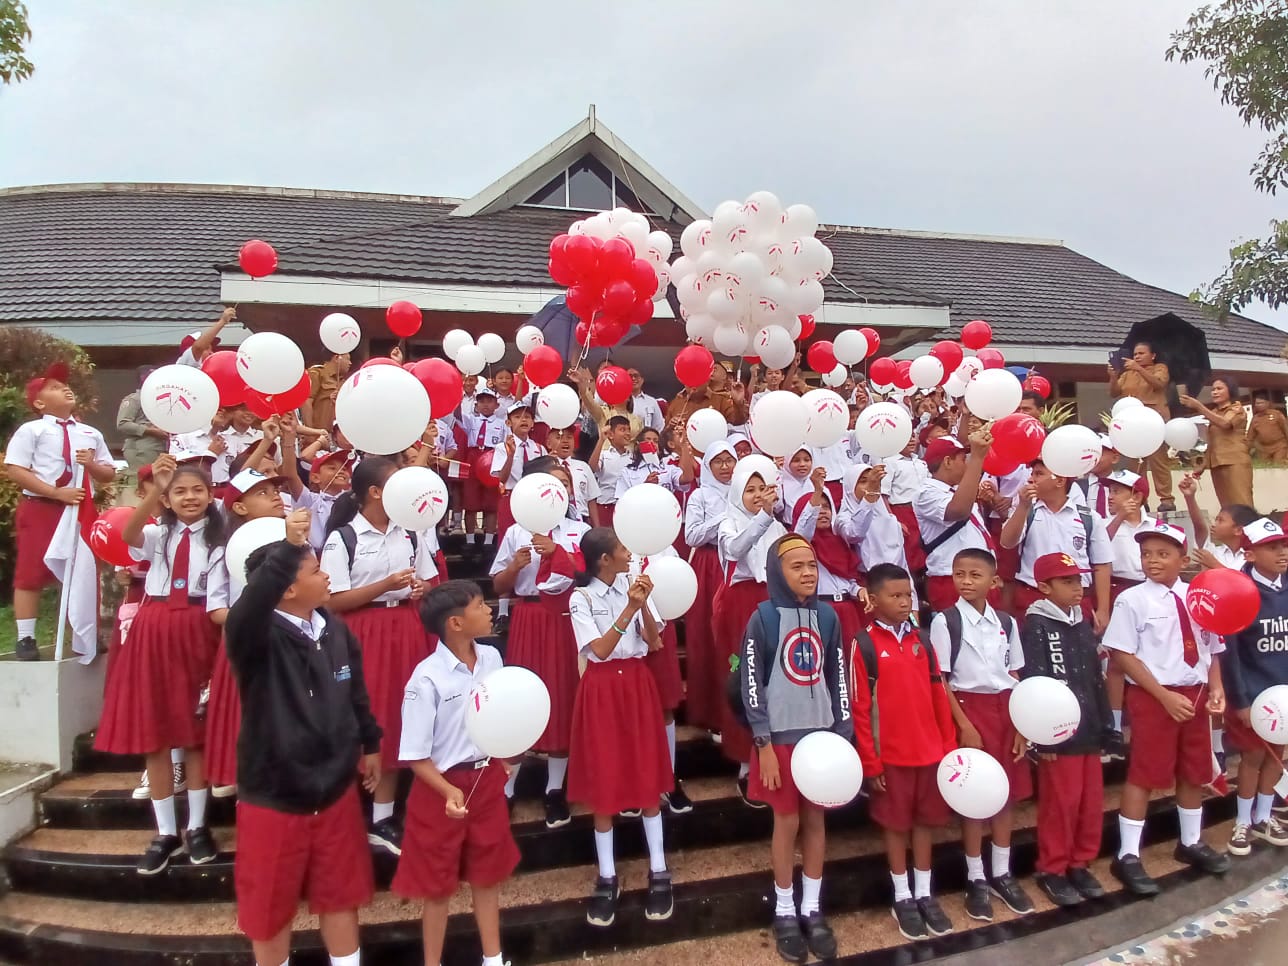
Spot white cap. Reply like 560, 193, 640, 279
226, 467, 283, 500
173, 448, 216, 464
507, 401, 534, 415
1243, 517, 1288, 548
1105, 469, 1147, 495
1098, 433, 1116, 450
1134, 519, 1187, 549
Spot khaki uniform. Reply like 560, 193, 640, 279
307, 360, 343, 431
1206, 401, 1254, 509
1111, 363, 1173, 503
1248, 409, 1288, 464
115, 391, 165, 470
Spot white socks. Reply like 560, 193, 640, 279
1178, 806, 1203, 847
1118, 816, 1145, 858
1238, 795, 1254, 826
483, 532, 495, 546
1255, 793, 1276, 825
991, 844, 1011, 877
546, 757, 568, 793
774, 883, 795, 917
171, 748, 185, 765
1212, 728, 1225, 754
595, 829, 615, 879
965, 853, 985, 883
372, 800, 395, 824
152, 796, 177, 837
666, 721, 677, 769
466, 533, 477, 545
890, 871, 912, 902
187, 787, 209, 831
800, 874, 821, 916
738, 761, 750, 780
15, 619, 34, 640
504, 763, 521, 799
642, 813, 666, 874
913, 868, 931, 900
497, 598, 510, 618
330, 952, 360, 966
1112, 709, 1123, 731
482, 955, 505, 966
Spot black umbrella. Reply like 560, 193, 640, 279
1117, 312, 1212, 414
526, 296, 642, 368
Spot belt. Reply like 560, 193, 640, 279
822, 592, 851, 603
21, 495, 64, 506
514, 595, 541, 603
446, 758, 490, 773
358, 598, 411, 611
147, 595, 207, 605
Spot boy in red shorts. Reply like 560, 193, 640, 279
851, 564, 958, 942
1102, 521, 1231, 895
225, 526, 382, 966
395, 580, 519, 966
742, 535, 853, 964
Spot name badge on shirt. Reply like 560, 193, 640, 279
335, 665, 351, 683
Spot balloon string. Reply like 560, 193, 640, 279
462, 757, 492, 810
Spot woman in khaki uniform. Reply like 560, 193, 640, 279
1180, 375, 1255, 509
1108, 341, 1174, 509
1247, 395, 1288, 464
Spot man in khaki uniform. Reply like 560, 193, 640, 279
302, 352, 351, 433
1108, 341, 1173, 510
1247, 395, 1288, 465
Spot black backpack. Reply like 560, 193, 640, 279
938, 605, 1016, 675
335, 524, 418, 568
725, 599, 840, 726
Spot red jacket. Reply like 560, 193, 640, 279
850, 621, 957, 774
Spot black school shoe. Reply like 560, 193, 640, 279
1174, 841, 1231, 876
14, 636, 38, 661
736, 776, 768, 810
800, 912, 838, 960
1110, 854, 1160, 896
916, 896, 953, 936
136, 834, 183, 876
184, 826, 218, 865
664, 783, 694, 814
964, 879, 993, 921
772, 915, 808, 964
990, 874, 1035, 915
1066, 866, 1107, 899
586, 875, 620, 927
368, 816, 403, 856
645, 870, 674, 921
545, 789, 572, 828
890, 898, 928, 941
1034, 873, 1082, 907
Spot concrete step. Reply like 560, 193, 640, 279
0, 764, 57, 849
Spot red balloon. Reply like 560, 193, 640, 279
562, 234, 601, 276
548, 234, 571, 259
90, 506, 137, 567
983, 447, 1022, 477
1024, 374, 1052, 399
201, 350, 246, 407
991, 413, 1047, 464
745, 355, 762, 365
360, 356, 398, 369
976, 347, 1006, 369
474, 451, 502, 491
548, 256, 577, 287
412, 358, 463, 419
624, 297, 654, 327
596, 319, 630, 347
566, 283, 601, 320
893, 360, 914, 390
523, 345, 563, 388
274, 372, 312, 412
243, 388, 278, 420
1186, 568, 1261, 635
597, 366, 632, 405
806, 341, 838, 373
868, 357, 897, 385
386, 300, 422, 338
626, 258, 659, 299
675, 345, 715, 388
597, 238, 635, 277
859, 327, 881, 358
930, 340, 965, 374
575, 320, 591, 348
238, 239, 278, 278
602, 279, 637, 315
798, 314, 816, 339
962, 320, 993, 350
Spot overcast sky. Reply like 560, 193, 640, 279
2, 1, 1284, 329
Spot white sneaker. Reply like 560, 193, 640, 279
131, 770, 150, 800
172, 761, 187, 794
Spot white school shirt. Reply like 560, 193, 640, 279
399, 642, 504, 768
272, 609, 327, 641
614, 461, 684, 502
5, 415, 112, 494
1201, 538, 1245, 570
881, 454, 930, 504
835, 498, 909, 571
569, 576, 651, 662
308, 492, 340, 552
494, 393, 518, 413
913, 478, 993, 577
488, 519, 588, 597
459, 393, 478, 419
595, 447, 631, 504
320, 514, 437, 603
1110, 515, 1155, 581
490, 436, 546, 489
813, 439, 853, 483
684, 485, 727, 548
633, 392, 665, 432
550, 457, 600, 520
218, 426, 264, 482
132, 518, 225, 603
929, 600, 1023, 694
989, 465, 1031, 522
1013, 500, 1113, 588
1101, 578, 1224, 687
461, 411, 508, 451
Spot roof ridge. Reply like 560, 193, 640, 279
821, 224, 1064, 247
0, 182, 462, 206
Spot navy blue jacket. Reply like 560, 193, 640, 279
1220, 565, 1288, 711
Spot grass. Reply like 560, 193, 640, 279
0, 587, 63, 656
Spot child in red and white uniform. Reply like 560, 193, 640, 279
882, 435, 930, 574
320, 456, 439, 857
1075, 435, 1119, 518
1103, 521, 1231, 895
395, 581, 519, 966
613, 428, 694, 500
489, 367, 519, 413
307, 448, 354, 551
489, 457, 588, 828
546, 425, 602, 525
590, 415, 634, 528
778, 446, 818, 521
1104, 470, 1153, 601
490, 401, 547, 543
1179, 472, 1259, 571
95, 454, 226, 875
913, 432, 997, 612
836, 464, 910, 573
4, 362, 116, 662
569, 528, 675, 928
461, 387, 507, 550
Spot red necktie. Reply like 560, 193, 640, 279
55, 419, 74, 487
168, 528, 192, 610
522, 442, 530, 462
1096, 479, 1107, 516
969, 512, 997, 553
1172, 591, 1200, 666
475, 422, 487, 448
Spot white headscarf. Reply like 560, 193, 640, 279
721, 454, 786, 583
699, 441, 736, 499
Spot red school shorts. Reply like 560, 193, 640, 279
869, 763, 951, 832
748, 743, 809, 816
13, 496, 65, 591
1125, 684, 1215, 791
953, 690, 1033, 804
1222, 707, 1284, 757
234, 784, 374, 942
393, 759, 520, 900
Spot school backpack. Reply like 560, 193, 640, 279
1023, 504, 1095, 559
335, 524, 418, 569
725, 599, 839, 726
938, 605, 1016, 676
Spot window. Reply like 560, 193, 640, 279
523, 154, 651, 212
528, 173, 567, 208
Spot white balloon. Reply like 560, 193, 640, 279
679, 219, 714, 259
1108, 406, 1166, 459
784, 277, 825, 315
442, 329, 474, 362
964, 368, 1022, 420
583, 214, 614, 240
686, 408, 729, 453
335, 365, 432, 456
955, 357, 984, 383
1251, 685, 1288, 743
646, 230, 674, 262
614, 483, 683, 555
236, 332, 305, 395
1009, 677, 1082, 745
1041, 424, 1104, 479
853, 402, 913, 458
652, 264, 671, 301
509, 472, 570, 534
944, 375, 968, 398
669, 255, 695, 280
792, 731, 864, 808
707, 287, 743, 325
711, 200, 750, 252
797, 236, 834, 281
515, 324, 545, 355
643, 556, 698, 620
727, 251, 766, 289
319, 312, 362, 355
713, 322, 750, 357
937, 748, 1010, 821
909, 355, 945, 390
465, 666, 551, 759
454, 344, 486, 376
477, 332, 506, 365
1111, 396, 1144, 416
695, 250, 726, 287
224, 516, 286, 588
381, 466, 450, 531
821, 363, 848, 388
617, 221, 648, 255
753, 325, 795, 369
783, 314, 802, 340
685, 312, 719, 347
782, 203, 819, 238
750, 391, 809, 458
832, 329, 870, 366
140, 365, 221, 435
802, 389, 850, 447
535, 383, 580, 429
741, 190, 784, 234
1164, 418, 1201, 452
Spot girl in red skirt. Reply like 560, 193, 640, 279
638, 545, 692, 814
717, 455, 787, 806
320, 455, 438, 857
569, 527, 675, 928
489, 457, 588, 829
683, 442, 737, 737
95, 454, 227, 875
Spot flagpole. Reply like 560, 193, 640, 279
53, 464, 85, 663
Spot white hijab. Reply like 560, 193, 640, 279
699, 441, 736, 499
722, 454, 786, 583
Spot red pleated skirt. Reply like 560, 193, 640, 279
205, 640, 241, 787
496, 492, 515, 540
646, 620, 683, 712
95, 599, 220, 755
685, 545, 724, 732
889, 503, 926, 575
568, 658, 673, 815
712, 579, 768, 765
505, 600, 578, 755
341, 604, 434, 768
825, 596, 866, 651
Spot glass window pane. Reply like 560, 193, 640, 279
526, 172, 566, 207
614, 178, 642, 211
568, 156, 613, 210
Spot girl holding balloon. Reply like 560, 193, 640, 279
612, 428, 695, 500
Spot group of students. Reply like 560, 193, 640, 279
7, 339, 1288, 966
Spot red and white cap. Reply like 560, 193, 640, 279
25, 361, 70, 407
223, 468, 283, 508
1243, 517, 1288, 548
1134, 519, 1187, 549
173, 448, 217, 466
1098, 433, 1116, 451
1105, 468, 1149, 498
923, 436, 966, 464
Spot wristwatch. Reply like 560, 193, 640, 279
753, 735, 771, 749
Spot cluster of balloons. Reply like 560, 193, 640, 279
673, 192, 833, 367
750, 388, 850, 457
512, 323, 563, 389
549, 209, 672, 348
808, 326, 880, 387
440, 329, 506, 377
